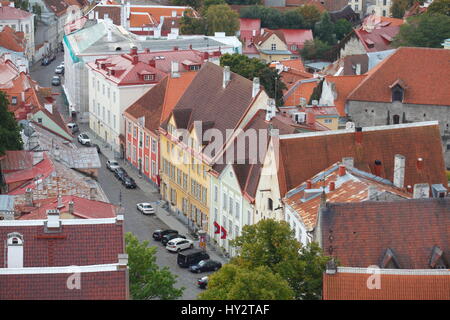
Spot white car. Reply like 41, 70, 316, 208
77, 133, 91, 145
106, 160, 120, 171
136, 202, 155, 215
166, 238, 194, 252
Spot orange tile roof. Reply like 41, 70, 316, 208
129, 6, 197, 27
277, 122, 448, 197
283, 79, 319, 106
0, 26, 26, 52
348, 47, 450, 106
283, 162, 411, 230
324, 75, 367, 116
323, 268, 450, 300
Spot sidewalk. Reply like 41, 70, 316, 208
80, 124, 229, 265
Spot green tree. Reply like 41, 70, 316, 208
334, 18, 352, 41
392, 13, 450, 48
240, 6, 283, 29
220, 53, 286, 105
390, 0, 425, 18
179, 15, 207, 35
315, 12, 336, 45
230, 219, 331, 299
202, 0, 226, 14
427, 0, 450, 16
300, 39, 331, 60
283, 9, 305, 29
125, 232, 184, 300
205, 4, 239, 36
297, 5, 322, 29
225, 0, 262, 4
198, 264, 294, 300
0, 91, 23, 156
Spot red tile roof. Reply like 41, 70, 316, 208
324, 74, 367, 116
0, 150, 33, 172
88, 48, 205, 86
0, 220, 124, 267
283, 162, 412, 230
320, 198, 450, 268
0, 269, 128, 300
92, 4, 122, 25
283, 78, 320, 106
0, 26, 26, 52
129, 6, 198, 27
3, 153, 54, 188
323, 268, 450, 300
0, 5, 32, 19
277, 122, 448, 197
348, 47, 450, 106
18, 195, 117, 220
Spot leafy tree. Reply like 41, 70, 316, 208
390, 0, 425, 18
283, 9, 305, 29
315, 12, 336, 45
0, 91, 23, 156
205, 4, 240, 36
392, 13, 450, 48
225, 0, 262, 4
125, 232, 184, 300
300, 39, 332, 60
334, 18, 352, 41
198, 264, 294, 300
240, 6, 283, 29
202, 0, 226, 14
230, 219, 331, 300
170, 0, 202, 10
297, 5, 322, 29
427, 0, 450, 16
220, 53, 286, 105
180, 15, 207, 35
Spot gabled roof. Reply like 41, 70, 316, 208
324, 74, 367, 116
129, 5, 198, 28
320, 198, 450, 268
124, 71, 197, 134
348, 47, 450, 106
277, 122, 448, 197
283, 78, 320, 106
0, 26, 26, 52
283, 162, 412, 230
3, 152, 54, 187
323, 267, 450, 300
0, 5, 32, 19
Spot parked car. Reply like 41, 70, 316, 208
166, 238, 194, 253
153, 229, 178, 241
106, 160, 120, 171
122, 176, 137, 189
113, 167, 128, 181
177, 249, 210, 268
161, 233, 186, 246
41, 58, 50, 66
136, 202, 155, 215
77, 133, 90, 145
51, 76, 61, 86
189, 260, 222, 273
55, 66, 64, 74
197, 276, 208, 289
67, 123, 79, 134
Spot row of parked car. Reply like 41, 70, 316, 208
106, 159, 137, 189
52, 62, 64, 86
152, 229, 222, 289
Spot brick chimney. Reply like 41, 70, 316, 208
25, 188, 33, 207
329, 181, 335, 192
223, 66, 231, 88
306, 180, 312, 189
130, 46, 138, 55
89, 187, 97, 200
355, 127, 363, 144
393, 154, 405, 189
416, 157, 424, 170
57, 194, 64, 209
132, 55, 138, 65
374, 160, 382, 177
148, 59, 156, 68
338, 165, 346, 177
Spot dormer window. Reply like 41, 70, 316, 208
390, 79, 406, 102
11, 96, 17, 105
189, 64, 200, 71
380, 248, 400, 268
429, 246, 448, 269
143, 74, 155, 81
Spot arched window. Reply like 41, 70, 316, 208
392, 85, 404, 102
393, 114, 400, 124
7, 233, 24, 268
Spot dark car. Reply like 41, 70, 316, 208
189, 260, 222, 273
114, 167, 128, 181
197, 276, 208, 289
51, 76, 61, 86
41, 58, 50, 66
177, 249, 210, 268
161, 233, 186, 246
122, 176, 137, 189
153, 229, 178, 241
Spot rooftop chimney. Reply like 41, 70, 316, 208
306, 112, 315, 125
132, 55, 138, 65
266, 98, 276, 121
355, 126, 363, 144
130, 46, 138, 56
46, 209, 61, 229
57, 195, 64, 209
68, 201, 74, 215
338, 165, 346, 177
171, 61, 180, 78
374, 160, 382, 177
144, 48, 150, 53
223, 66, 231, 88
306, 180, 312, 189
252, 77, 260, 98
416, 157, 424, 170
90, 187, 97, 200
406, 185, 413, 193
173, 46, 179, 51
25, 188, 33, 207
342, 157, 354, 168
393, 154, 405, 189
413, 183, 430, 198
329, 181, 335, 192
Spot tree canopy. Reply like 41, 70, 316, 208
392, 13, 450, 48
334, 19, 353, 41
300, 39, 332, 61
297, 5, 322, 29
125, 232, 184, 300
229, 219, 331, 299
0, 91, 23, 156
314, 12, 336, 45
220, 53, 286, 105
198, 264, 294, 300
205, 4, 240, 36
427, 0, 450, 16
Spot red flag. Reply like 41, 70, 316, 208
214, 222, 220, 234
220, 226, 227, 240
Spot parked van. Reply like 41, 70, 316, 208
67, 123, 79, 134
177, 249, 210, 268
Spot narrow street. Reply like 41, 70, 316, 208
30, 57, 212, 300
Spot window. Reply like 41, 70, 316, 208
383, 0, 386, 5
102, 107, 105, 120
113, 115, 116, 129
268, 198, 273, 211
132, 146, 137, 162
183, 173, 188, 189
144, 74, 154, 81
271, 43, 276, 51
107, 87, 110, 98
355, 4, 359, 10
97, 80, 100, 91
214, 185, 218, 202
392, 85, 404, 102
128, 121, 131, 133
102, 84, 105, 95
189, 65, 200, 71
229, 197, 233, 216
145, 135, 149, 148
235, 201, 240, 219
145, 156, 149, 172
382, 9, 386, 16
113, 91, 116, 102
139, 132, 143, 147
25, 24, 29, 34
324, 119, 332, 124
247, 210, 251, 225
290, 44, 297, 51
223, 193, 227, 210
151, 160, 156, 177
37, 118, 42, 123
11, 96, 17, 105
107, 110, 111, 125
133, 126, 137, 139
